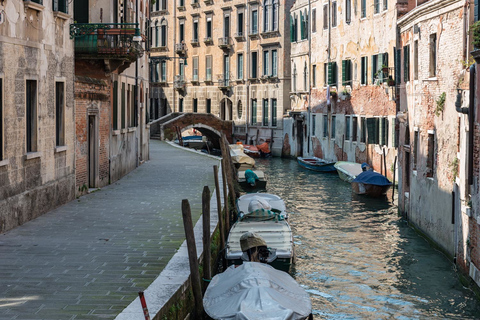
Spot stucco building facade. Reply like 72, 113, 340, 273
149, 0, 293, 155
284, 0, 400, 181
0, 0, 76, 232
397, 0, 480, 288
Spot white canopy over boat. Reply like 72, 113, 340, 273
203, 262, 312, 320
230, 144, 256, 168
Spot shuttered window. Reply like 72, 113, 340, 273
342, 60, 352, 86
331, 115, 336, 139
379, 117, 388, 146
403, 45, 410, 82
361, 57, 368, 85
327, 62, 337, 86
323, 5, 328, 29
113, 81, 118, 130
366, 117, 379, 144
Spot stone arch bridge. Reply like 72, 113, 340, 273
149, 113, 234, 149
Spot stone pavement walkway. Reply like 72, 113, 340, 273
0, 141, 221, 320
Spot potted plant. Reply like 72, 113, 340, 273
381, 64, 389, 73
387, 76, 395, 86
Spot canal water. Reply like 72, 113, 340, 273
253, 157, 480, 319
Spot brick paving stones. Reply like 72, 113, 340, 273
0, 141, 220, 320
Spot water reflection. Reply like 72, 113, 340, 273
253, 157, 480, 319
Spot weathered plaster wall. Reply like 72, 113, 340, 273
0, 1, 75, 232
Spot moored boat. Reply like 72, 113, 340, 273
226, 194, 293, 272
203, 262, 312, 320
334, 161, 364, 183
351, 170, 392, 197
229, 144, 256, 170
297, 157, 336, 172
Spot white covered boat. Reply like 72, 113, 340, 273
226, 194, 293, 272
203, 262, 312, 320
334, 161, 363, 183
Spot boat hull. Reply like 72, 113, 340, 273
297, 157, 336, 172
352, 182, 391, 197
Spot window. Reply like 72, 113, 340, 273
326, 62, 337, 86
251, 99, 257, 124
272, 0, 279, 31
251, 9, 258, 34
374, 0, 380, 14
476, 0, 480, 22
26, 80, 38, 153
179, 98, 184, 112
113, 81, 118, 130
193, 20, 199, 42
366, 117, 379, 144
161, 60, 167, 82
323, 115, 328, 137
206, 16, 212, 38
360, 116, 366, 143
53, 0, 68, 13
251, 52, 258, 78
430, 34, 437, 77
272, 50, 278, 77
238, 53, 244, 79
312, 65, 316, 87
361, 56, 368, 85
312, 9, 317, 32
263, 99, 269, 126
352, 116, 358, 141
342, 60, 352, 86
237, 100, 243, 119
263, 50, 269, 76
121, 83, 126, 129
161, 0, 167, 11
193, 98, 198, 112
179, 21, 185, 42
413, 40, 419, 80
290, 14, 297, 42
263, 0, 271, 32
332, 2, 337, 27
206, 98, 212, 113
55, 82, 65, 147
161, 19, 167, 47
293, 64, 297, 91
154, 21, 159, 47
206, 55, 212, 81
192, 56, 199, 81
379, 117, 388, 146
346, 0, 351, 23
224, 14, 230, 38
0, 78, 3, 160
413, 130, 418, 170
303, 63, 308, 91
361, 0, 366, 18
312, 115, 316, 136
323, 5, 328, 30
427, 132, 435, 177
271, 99, 277, 127
345, 116, 350, 140
238, 12, 244, 35
331, 115, 336, 139
300, 10, 308, 40
383, 0, 388, 11
403, 45, 410, 82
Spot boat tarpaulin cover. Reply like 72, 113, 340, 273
230, 144, 256, 167
203, 262, 311, 320
352, 171, 392, 186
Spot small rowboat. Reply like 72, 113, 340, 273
334, 161, 363, 183
297, 157, 336, 172
351, 171, 392, 197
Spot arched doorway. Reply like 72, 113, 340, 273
220, 98, 233, 120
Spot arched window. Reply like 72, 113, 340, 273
263, 0, 271, 32
272, 0, 279, 31
161, 19, 167, 47
155, 20, 159, 47
237, 100, 243, 119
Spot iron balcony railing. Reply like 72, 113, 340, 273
174, 75, 186, 90
218, 75, 231, 89
69, 23, 143, 59
175, 42, 187, 54
218, 37, 232, 48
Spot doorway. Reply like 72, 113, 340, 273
88, 115, 98, 188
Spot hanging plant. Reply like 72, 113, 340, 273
470, 21, 480, 49
435, 92, 446, 116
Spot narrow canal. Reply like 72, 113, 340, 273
253, 157, 480, 319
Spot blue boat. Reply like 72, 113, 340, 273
297, 157, 337, 172
351, 171, 392, 197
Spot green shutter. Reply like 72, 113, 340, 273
342, 60, 346, 86
290, 15, 294, 42
328, 62, 333, 85
366, 118, 379, 144
300, 12, 304, 40
404, 46, 409, 82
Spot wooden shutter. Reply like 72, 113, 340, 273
342, 60, 347, 86
403, 46, 410, 82
395, 48, 401, 85
371, 55, 375, 84
366, 118, 379, 144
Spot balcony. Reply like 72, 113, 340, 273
175, 42, 187, 55
248, 29, 259, 38
70, 23, 143, 72
234, 32, 245, 41
218, 76, 232, 91
191, 75, 200, 85
204, 37, 213, 45
204, 0, 213, 4
191, 0, 200, 7
191, 38, 200, 46
174, 75, 186, 91
218, 37, 232, 50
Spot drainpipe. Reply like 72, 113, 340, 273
135, 0, 139, 166
307, 0, 311, 155
173, 0, 177, 113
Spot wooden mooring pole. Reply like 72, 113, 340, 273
202, 186, 211, 289
221, 161, 230, 233
181, 199, 203, 318
392, 156, 397, 201
213, 165, 225, 254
